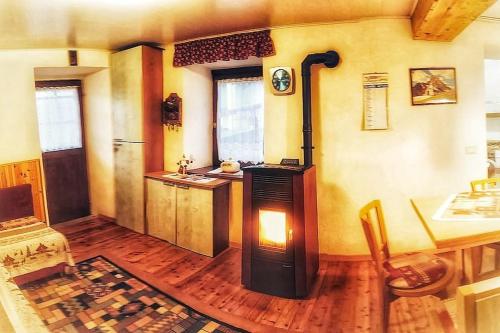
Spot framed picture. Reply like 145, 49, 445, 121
409, 67, 457, 105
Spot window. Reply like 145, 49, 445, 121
213, 67, 264, 165
35, 81, 83, 152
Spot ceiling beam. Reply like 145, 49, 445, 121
411, 0, 497, 41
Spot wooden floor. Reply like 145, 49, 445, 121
53, 217, 454, 333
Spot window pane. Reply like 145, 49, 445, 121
217, 78, 264, 163
35, 87, 82, 152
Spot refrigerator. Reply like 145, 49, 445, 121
111, 45, 163, 234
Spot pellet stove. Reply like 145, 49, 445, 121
242, 51, 340, 298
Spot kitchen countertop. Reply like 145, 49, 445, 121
145, 171, 231, 189
188, 166, 243, 180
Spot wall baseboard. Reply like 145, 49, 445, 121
230, 241, 371, 261
320, 253, 372, 262
97, 214, 116, 223
230, 241, 242, 249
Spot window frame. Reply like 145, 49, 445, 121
212, 66, 263, 167
34, 80, 86, 154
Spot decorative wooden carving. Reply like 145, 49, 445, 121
162, 93, 182, 129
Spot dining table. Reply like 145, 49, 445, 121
411, 191, 500, 283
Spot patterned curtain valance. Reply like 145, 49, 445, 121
173, 30, 275, 67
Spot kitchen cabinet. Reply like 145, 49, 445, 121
146, 178, 176, 243
111, 45, 163, 233
145, 175, 230, 257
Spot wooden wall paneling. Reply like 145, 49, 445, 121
0, 159, 46, 221
411, 0, 496, 41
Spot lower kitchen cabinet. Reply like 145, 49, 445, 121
146, 178, 176, 244
145, 176, 230, 257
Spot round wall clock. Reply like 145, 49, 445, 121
270, 67, 294, 95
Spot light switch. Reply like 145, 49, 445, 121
465, 145, 477, 154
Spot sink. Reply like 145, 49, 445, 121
162, 173, 216, 183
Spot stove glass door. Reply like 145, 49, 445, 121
258, 209, 287, 251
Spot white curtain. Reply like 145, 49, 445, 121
217, 77, 264, 163
35, 87, 82, 152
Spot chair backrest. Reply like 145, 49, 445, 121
359, 199, 390, 268
359, 199, 391, 333
470, 177, 500, 192
456, 276, 500, 333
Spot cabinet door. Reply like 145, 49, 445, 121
114, 142, 144, 233
146, 179, 176, 243
111, 46, 144, 142
176, 185, 213, 256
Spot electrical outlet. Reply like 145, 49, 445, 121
465, 145, 477, 154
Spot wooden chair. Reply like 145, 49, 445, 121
359, 200, 455, 333
469, 178, 500, 281
455, 276, 500, 333
470, 177, 500, 191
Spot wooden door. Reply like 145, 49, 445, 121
176, 185, 213, 256
42, 149, 89, 223
36, 81, 89, 224
114, 142, 145, 233
146, 179, 176, 243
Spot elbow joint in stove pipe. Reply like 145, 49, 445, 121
301, 51, 340, 168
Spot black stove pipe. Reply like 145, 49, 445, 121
301, 51, 340, 168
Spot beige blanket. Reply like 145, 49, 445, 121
0, 224, 75, 278
0, 218, 74, 333
0, 264, 49, 333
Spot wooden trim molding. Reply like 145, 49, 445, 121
35, 80, 81, 88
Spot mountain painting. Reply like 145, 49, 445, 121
410, 68, 457, 105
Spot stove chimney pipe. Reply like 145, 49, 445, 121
301, 51, 340, 168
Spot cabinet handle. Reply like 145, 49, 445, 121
177, 184, 190, 189
289, 229, 293, 242
163, 182, 175, 187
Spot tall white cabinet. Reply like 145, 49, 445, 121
111, 45, 163, 233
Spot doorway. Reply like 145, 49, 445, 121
35, 80, 90, 224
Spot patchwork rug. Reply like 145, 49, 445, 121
20, 256, 243, 333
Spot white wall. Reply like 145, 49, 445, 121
0, 49, 108, 163
163, 45, 213, 170
263, 19, 487, 254
0, 49, 114, 218
162, 18, 492, 255
83, 69, 115, 217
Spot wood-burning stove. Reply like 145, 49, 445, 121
242, 164, 318, 298
241, 50, 340, 298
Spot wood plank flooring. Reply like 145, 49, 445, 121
53, 217, 455, 333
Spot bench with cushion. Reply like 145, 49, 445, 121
0, 183, 77, 332
0, 184, 75, 283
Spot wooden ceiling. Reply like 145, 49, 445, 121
0, 0, 497, 50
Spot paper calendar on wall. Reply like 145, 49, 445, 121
362, 73, 389, 130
